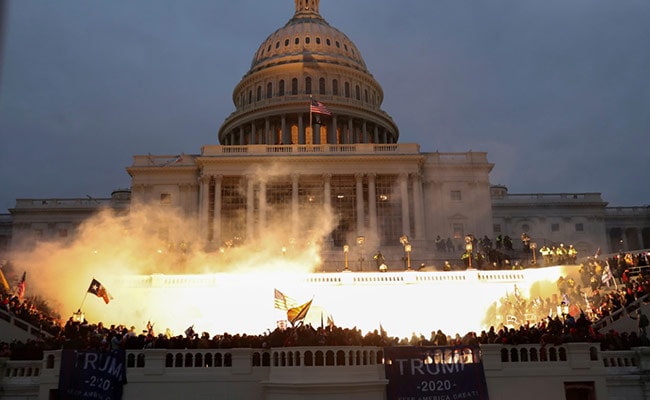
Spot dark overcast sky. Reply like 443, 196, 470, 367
1, 0, 649, 213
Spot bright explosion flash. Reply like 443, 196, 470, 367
8, 205, 578, 339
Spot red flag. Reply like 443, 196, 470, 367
287, 299, 313, 326
87, 278, 113, 304
16, 272, 26, 300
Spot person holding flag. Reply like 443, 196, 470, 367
601, 261, 616, 288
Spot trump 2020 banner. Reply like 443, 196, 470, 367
58, 349, 127, 400
384, 345, 489, 400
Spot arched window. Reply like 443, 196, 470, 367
279, 80, 285, 96
305, 37, 311, 45
295, 37, 300, 45
316, 37, 321, 44
332, 79, 339, 96
256, 86, 262, 102
319, 78, 326, 94
284, 38, 289, 46
266, 82, 272, 99
291, 78, 298, 95
344, 82, 350, 98
326, 38, 331, 46
305, 77, 312, 95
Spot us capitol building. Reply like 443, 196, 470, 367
3, 1, 648, 265
2, 2, 650, 400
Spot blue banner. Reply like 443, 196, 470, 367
384, 345, 489, 400
58, 349, 127, 400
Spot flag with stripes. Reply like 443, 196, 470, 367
274, 288, 298, 311
602, 262, 614, 286
310, 98, 332, 116
16, 272, 26, 300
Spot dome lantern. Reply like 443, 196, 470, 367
294, 0, 320, 16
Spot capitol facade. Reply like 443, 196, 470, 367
2, 2, 650, 400
5, 0, 648, 267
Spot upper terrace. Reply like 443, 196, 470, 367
130, 144, 490, 166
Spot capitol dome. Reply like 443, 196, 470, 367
248, 1, 368, 75
218, 0, 399, 146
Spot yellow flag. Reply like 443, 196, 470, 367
287, 299, 313, 326
0, 268, 9, 291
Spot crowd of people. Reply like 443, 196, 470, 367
2, 250, 649, 362
433, 233, 585, 270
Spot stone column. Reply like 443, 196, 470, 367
373, 125, 379, 144
264, 118, 270, 145
292, 173, 300, 238
177, 183, 188, 215
212, 175, 223, 245
412, 173, 425, 240
362, 121, 367, 143
251, 121, 257, 144
355, 173, 365, 236
239, 126, 244, 145
399, 173, 411, 238
131, 184, 145, 205
348, 119, 354, 143
329, 116, 337, 144
246, 175, 255, 241
313, 123, 321, 144
199, 174, 211, 242
367, 173, 377, 235
323, 173, 332, 212
281, 115, 288, 144
259, 180, 267, 235
298, 114, 305, 144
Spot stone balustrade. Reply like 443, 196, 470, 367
3, 343, 650, 399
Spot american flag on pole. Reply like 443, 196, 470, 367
274, 288, 298, 311
16, 272, 26, 300
601, 261, 614, 287
310, 98, 332, 116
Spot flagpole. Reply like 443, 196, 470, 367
79, 292, 89, 311
79, 277, 93, 311
309, 95, 313, 136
